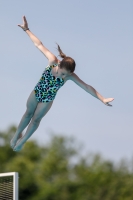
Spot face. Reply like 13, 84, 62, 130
56, 66, 72, 79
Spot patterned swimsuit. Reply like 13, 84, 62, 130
34, 64, 64, 102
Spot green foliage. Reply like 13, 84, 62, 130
0, 126, 133, 200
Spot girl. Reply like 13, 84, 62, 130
11, 16, 114, 151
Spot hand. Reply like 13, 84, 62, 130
18, 16, 29, 31
103, 98, 114, 106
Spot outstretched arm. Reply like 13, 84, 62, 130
69, 73, 114, 106
18, 16, 57, 64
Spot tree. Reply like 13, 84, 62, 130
0, 125, 133, 200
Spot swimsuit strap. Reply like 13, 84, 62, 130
50, 63, 58, 68
45, 64, 57, 72
49, 63, 59, 74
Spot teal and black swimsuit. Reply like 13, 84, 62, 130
34, 64, 64, 102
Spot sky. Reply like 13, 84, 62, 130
0, 0, 133, 163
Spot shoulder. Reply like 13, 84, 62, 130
48, 59, 61, 66
67, 73, 87, 89
63, 73, 79, 84
68, 73, 80, 82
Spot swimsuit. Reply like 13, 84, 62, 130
34, 64, 64, 102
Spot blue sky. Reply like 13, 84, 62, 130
0, 0, 133, 162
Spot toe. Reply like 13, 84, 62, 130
13, 145, 21, 152
13, 148, 18, 152
10, 140, 15, 148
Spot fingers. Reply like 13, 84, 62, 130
108, 98, 114, 102
23, 15, 28, 25
103, 97, 114, 107
23, 15, 26, 23
17, 16, 27, 26
105, 103, 112, 107
17, 16, 28, 30
17, 24, 24, 30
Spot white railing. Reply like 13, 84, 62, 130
0, 172, 19, 200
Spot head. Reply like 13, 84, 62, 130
56, 44, 76, 78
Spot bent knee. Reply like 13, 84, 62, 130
32, 117, 42, 125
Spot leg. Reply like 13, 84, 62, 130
13, 100, 53, 151
10, 90, 38, 148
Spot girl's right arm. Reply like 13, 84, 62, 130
18, 16, 57, 64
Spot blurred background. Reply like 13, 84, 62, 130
0, 1, 133, 199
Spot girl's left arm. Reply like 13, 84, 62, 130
69, 73, 114, 106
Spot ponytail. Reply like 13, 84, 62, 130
56, 43, 66, 59
56, 43, 76, 73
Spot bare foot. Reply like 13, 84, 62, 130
10, 137, 18, 149
10, 133, 23, 149
13, 140, 25, 152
